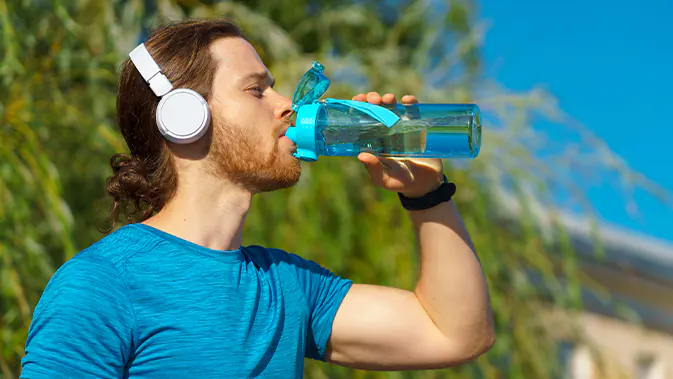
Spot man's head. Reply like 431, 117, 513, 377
107, 19, 300, 225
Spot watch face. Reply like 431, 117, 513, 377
291, 60, 330, 111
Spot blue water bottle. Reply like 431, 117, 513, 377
285, 61, 482, 162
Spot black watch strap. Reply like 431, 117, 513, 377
398, 175, 456, 211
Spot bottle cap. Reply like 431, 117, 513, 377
291, 60, 330, 111
286, 103, 322, 162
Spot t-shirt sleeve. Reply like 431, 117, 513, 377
20, 255, 135, 379
283, 252, 353, 361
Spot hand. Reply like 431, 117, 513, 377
352, 92, 445, 198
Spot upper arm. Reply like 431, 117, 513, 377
20, 256, 135, 379
326, 283, 487, 370
278, 251, 352, 361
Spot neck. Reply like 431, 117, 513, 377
142, 167, 253, 251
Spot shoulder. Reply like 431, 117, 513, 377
23, 233, 139, 378
75, 224, 158, 265
243, 245, 322, 271
40, 224, 159, 307
242, 245, 349, 286
58, 223, 167, 279
41, 227, 142, 302
32, 240, 139, 328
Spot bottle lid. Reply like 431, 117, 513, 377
291, 60, 330, 111
286, 103, 321, 162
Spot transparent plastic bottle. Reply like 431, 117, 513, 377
285, 61, 482, 162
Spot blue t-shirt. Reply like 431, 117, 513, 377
21, 224, 352, 378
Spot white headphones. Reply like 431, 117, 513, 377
128, 43, 211, 144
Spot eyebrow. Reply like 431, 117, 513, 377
240, 71, 276, 88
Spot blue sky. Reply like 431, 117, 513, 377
477, 0, 673, 242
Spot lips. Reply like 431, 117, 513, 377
278, 124, 293, 139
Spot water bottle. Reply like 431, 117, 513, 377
285, 61, 482, 162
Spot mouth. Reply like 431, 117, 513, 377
278, 123, 294, 139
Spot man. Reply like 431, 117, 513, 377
21, 18, 494, 378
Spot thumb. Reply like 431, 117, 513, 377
358, 153, 388, 187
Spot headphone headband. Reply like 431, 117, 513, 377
129, 44, 173, 97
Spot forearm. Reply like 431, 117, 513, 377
409, 200, 495, 353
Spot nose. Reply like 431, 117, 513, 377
274, 93, 294, 121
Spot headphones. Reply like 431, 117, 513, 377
128, 43, 211, 144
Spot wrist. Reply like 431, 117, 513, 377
398, 175, 456, 211
400, 175, 446, 198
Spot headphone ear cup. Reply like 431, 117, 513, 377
156, 89, 211, 144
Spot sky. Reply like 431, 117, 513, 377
477, 0, 673, 243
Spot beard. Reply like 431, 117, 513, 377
207, 119, 301, 193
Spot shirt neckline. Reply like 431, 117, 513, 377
128, 223, 246, 263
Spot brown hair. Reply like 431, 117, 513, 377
105, 18, 243, 230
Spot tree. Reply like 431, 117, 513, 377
1, 0, 666, 378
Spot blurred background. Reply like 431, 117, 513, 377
1, 0, 671, 378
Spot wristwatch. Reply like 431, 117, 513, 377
398, 175, 456, 211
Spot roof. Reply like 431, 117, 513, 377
493, 188, 673, 282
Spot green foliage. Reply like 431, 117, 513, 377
0, 0, 661, 378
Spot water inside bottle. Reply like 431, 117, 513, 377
319, 104, 480, 158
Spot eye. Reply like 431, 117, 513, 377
247, 87, 264, 97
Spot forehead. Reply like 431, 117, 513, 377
210, 37, 268, 85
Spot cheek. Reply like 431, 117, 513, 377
214, 93, 261, 119
241, 123, 273, 152
212, 97, 277, 147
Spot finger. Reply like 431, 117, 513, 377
358, 152, 389, 186
401, 95, 418, 105
382, 93, 397, 105
366, 92, 382, 105
402, 94, 421, 119
358, 152, 379, 166
352, 94, 367, 102
379, 157, 415, 181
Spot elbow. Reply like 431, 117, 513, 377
463, 330, 496, 362
446, 329, 497, 367
479, 330, 497, 356
430, 333, 496, 370
469, 314, 497, 358
409, 329, 497, 370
